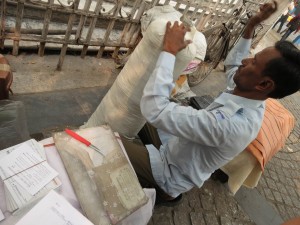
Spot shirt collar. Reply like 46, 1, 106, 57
214, 92, 265, 109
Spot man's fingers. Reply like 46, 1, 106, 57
273, 1, 278, 12
185, 26, 191, 32
184, 40, 192, 47
166, 21, 171, 30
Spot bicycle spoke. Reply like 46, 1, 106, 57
188, 27, 227, 87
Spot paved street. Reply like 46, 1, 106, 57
4, 29, 300, 224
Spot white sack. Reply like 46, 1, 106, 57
82, 6, 207, 138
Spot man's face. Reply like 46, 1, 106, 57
233, 47, 281, 93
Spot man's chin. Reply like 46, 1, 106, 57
233, 73, 238, 84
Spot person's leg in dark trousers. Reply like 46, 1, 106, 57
277, 15, 289, 33
120, 136, 174, 202
137, 123, 162, 150
272, 17, 281, 29
273, 15, 285, 32
281, 28, 294, 41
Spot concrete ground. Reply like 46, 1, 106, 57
2, 28, 300, 224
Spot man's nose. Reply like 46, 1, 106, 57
241, 58, 250, 65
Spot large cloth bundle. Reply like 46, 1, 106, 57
82, 6, 207, 138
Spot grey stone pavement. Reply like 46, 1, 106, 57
3, 29, 300, 224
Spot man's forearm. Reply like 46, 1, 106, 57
243, 1, 277, 39
242, 18, 260, 39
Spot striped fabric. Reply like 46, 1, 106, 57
246, 98, 295, 170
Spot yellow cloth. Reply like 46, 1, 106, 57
221, 150, 262, 194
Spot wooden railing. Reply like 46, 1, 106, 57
0, 0, 286, 70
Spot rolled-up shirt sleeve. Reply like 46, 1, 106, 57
140, 52, 241, 147
224, 37, 252, 90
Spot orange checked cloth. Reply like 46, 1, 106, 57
221, 98, 295, 194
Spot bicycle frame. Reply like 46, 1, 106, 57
187, 0, 263, 87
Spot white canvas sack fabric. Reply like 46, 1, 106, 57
82, 6, 207, 138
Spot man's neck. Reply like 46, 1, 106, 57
232, 89, 267, 101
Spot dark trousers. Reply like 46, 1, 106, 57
281, 28, 295, 41
121, 124, 173, 201
273, 14, 289, 33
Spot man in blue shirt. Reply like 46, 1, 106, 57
272, 0, 295, 33
122, 1, 300, 206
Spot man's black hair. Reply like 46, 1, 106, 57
263, 41, 300, 99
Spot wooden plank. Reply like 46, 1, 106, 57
124, 23, 136, 46
174, 2, 181, 10
80, 0, 104, 58
112, 46, 120, 58
128, 0, 141, 19
101, 19, 115, 45
97, 46, 105, 58
75, 0, 92, 42
129, 25, 141, 46
150, 0, 159, 7
189, 6, 201, 22
164, 0, 171, 5
117, 0, 141, 45
136, 0, 148, 20
5, 27, 76, 35
119, 23, 131, 45
12, 0, 25, 56
182, 3, 190, 16
56, 0, 80, 71
0, 0, 7, 48
38, 0, 54, 56
5, 33, 132, 47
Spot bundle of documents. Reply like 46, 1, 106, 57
0, 139, 61, 213
53, 126, 148, 225
16, 190, 93, 225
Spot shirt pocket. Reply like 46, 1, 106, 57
212, 100, 242, 121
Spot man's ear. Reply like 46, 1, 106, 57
256, 77, 275, 92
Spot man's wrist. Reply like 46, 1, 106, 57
248, 16, 261, 27
162, 47, 177, 56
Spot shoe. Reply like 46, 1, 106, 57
155, 194, 183, 207
210, 169, 229, 183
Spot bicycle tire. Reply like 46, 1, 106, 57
187, 27, 228, 87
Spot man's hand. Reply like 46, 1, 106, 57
162, 21, 192, 56
243, 1, 277, 39
250, 1, 278, 25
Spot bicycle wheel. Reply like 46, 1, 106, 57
188, 26, 227, 87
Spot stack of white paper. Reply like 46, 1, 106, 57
16, 190, 93, 225
0, 139, 61, 213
